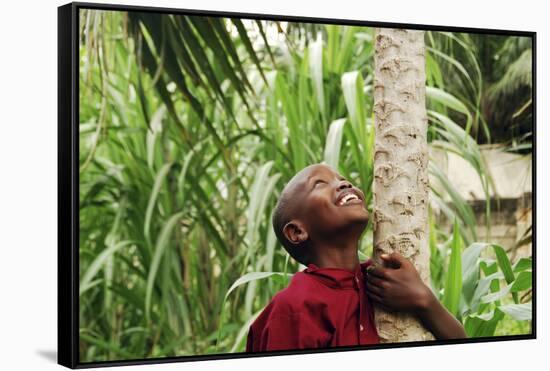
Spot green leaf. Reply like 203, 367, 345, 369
461, 242, 491, 305
427, 86, 470, 116
427, 47, 477, 97
465, 309, 504, 337
208, 18, 255, 94
144, 163, 173, 244
230, 308, 263, 353
80, 333, 135, 358
481, 282, 513, 303
79, 278, 103, 295
427, 86, 473, 134
498, 303, 532, 321
492, 243, 517, 303
442, 218, 463, 317
224, 271, 293, 301
275, 73, 306, 170
188, 17, 250, 103
513, 257, 532, 273
177, 150, 195, 203
146, 105, 166, 169
232, 19, 268, 84
469, 271, 503, 312
511, 270, 532, 292
309, 34, 325, 114
244, 162, 281, 267
323, 118, 347, 169
492, 244, 515, 284
145, 211, 184, 321
108, 282, 146, 310
425, 50, 443, 87
171, 16, 236, 121
254, 20, 276, 66
341, 71, 366, 130
429, 161, 477, 244
80, 240, 134, 295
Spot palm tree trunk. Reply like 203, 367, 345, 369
372, 28, 435, 342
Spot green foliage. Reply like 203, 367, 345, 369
78, 9, 532, 362
442, 219, 463, 317
431, 225, 532, 338
426, 32, 533, 145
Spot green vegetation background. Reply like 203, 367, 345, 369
78, 9, 533, 362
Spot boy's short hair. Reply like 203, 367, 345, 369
272, 190, 310, 266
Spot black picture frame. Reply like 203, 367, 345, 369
58, 2, 537, 368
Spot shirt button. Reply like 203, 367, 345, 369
360, 324, 364, 332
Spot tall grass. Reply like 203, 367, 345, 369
78, 9, 531, 362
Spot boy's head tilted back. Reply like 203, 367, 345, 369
272, 163, 369, 266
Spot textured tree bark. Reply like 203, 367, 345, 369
372, 28, 435, 342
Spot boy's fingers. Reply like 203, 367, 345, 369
368, 293, 393, 312
366, 274, 386, 288
365, 280, 384, 296
366, 265, 391, 279
366, 290, 384, 305
381, 252, 406, 269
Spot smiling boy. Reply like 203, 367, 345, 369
246, 163, 466, 352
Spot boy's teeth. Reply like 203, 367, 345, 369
339, 194, 358, 205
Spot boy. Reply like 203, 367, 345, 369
246, 163, 466, 352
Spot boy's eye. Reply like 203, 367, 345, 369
314, 179, 326, 187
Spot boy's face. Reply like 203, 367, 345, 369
285, 164, 369, 244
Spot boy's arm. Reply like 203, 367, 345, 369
415, 289, 467, 339
365, 252, 467, 340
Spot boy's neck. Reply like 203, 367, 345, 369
310, 238, 361, 273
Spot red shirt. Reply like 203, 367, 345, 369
246, 259, 379, 352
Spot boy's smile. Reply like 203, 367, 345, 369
335, 188, 363, 206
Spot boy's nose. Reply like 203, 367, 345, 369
337, 179, 353, 190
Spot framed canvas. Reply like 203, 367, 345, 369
58, 2, 536, 368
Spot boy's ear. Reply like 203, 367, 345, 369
282, 221, 309, 245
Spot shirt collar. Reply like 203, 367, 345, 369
304, 259, 374, 289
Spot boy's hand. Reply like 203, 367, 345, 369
365, 252, 433, 314
365, 251, 468, 339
